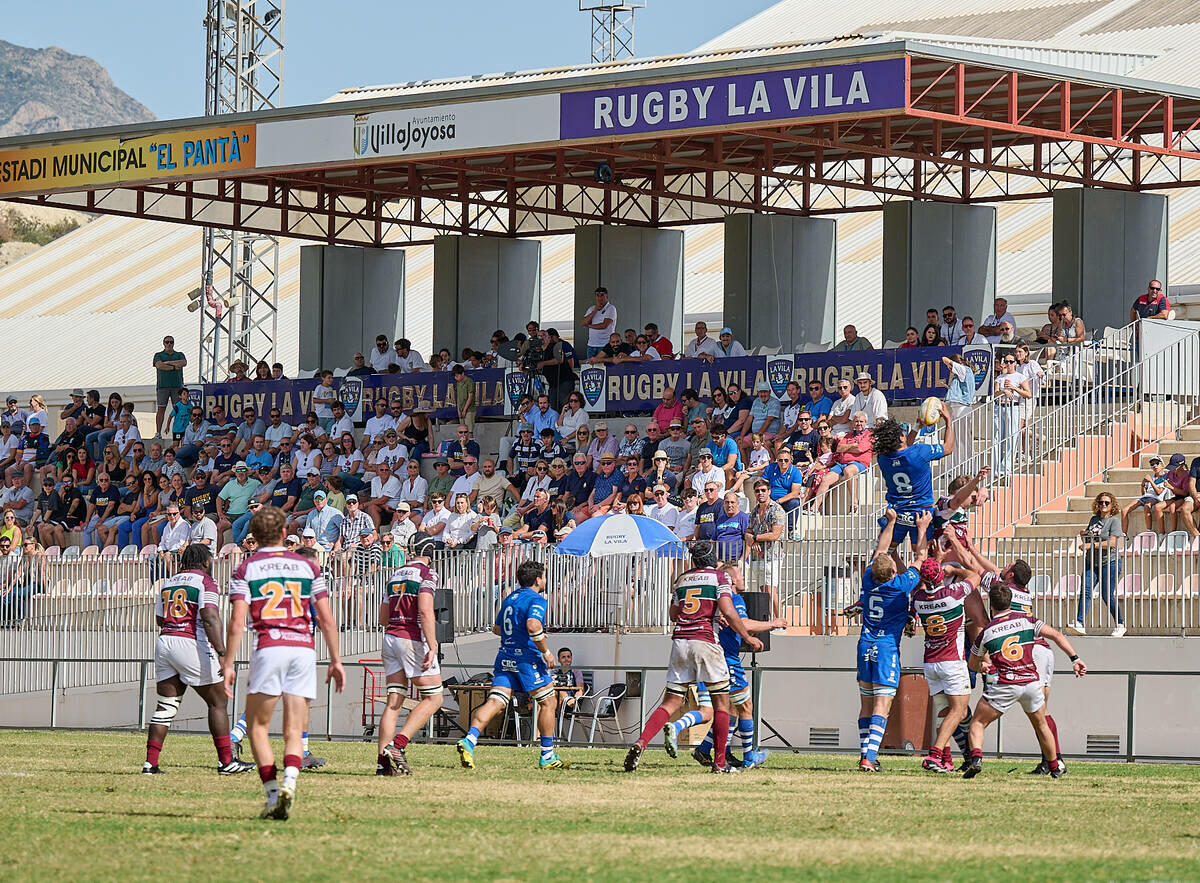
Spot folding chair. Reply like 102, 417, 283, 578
566, 683, 626, 745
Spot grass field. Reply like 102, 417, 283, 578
2, 730, 1198, 881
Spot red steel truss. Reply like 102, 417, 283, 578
10, 51, 1200, 247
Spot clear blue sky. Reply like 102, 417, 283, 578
5, 1, 777, 121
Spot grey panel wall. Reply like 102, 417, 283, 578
723, 214, 836, 351
574, 225, 684, 350
882, 201, 996, 342
432, 236, 541, 356
298, 245, 405, 372
1053, 188, 1168, 331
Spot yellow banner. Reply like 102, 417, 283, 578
0, 124, 256, 196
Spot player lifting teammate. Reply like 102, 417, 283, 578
456, 560, 567, 770
961, 581, 1086, 779
625, 540, 763, 774
855, 509, 931, 771
221, 506, 346, 820
143, 544, 254, 776
376, 532, 444, 776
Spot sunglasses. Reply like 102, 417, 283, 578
1150, 286, 1162, 291
754, 487, 770, 493
1098, 500, 1113, 507
624, 430, 638, 434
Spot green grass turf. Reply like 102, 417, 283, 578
0, 730, 1198, 881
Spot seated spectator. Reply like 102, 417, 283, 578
216, 463, 261, 543
653, 388, 685, 432
363, 462, 402, 528
617, 456, 649, 501
446, 425, 480, 477
156, 503, 191, 561
615, 423, 644, 461
450, 456, 481, 508
0, 423, 19, 479
920, 324, 944, 347
1130, 280, 1170, 322
801, 435, 837, 503
715, 327, 747, 358
645, 484, 678, 531
557, 393, 589, 446
615, 333, 661, 363
0, 472, 34, 529
1059, 302, 1087, 346
328, 400, 354, 440
263, 408, 294, 456
683, 321, 721, 362
738, 382, 780, 460
204, 404, 239, 446
830, 325, 872, 352
644, 322, 674, 359
514, 488, 554, 539
508, 424, 541, 490
529, 395, 559, 440
1, 397, 28, 434
1162, 454, 1198, 538
37, 475, 85, 548
940, 306, 965, 345
543, 458, 569, 501
785, 411, 819, 464
980, 297, 1017, 344
709, 387, 734, 428
723, 383, 752, 439
644, 450, 679, 496
706, 423, 741, 488
690, 450, 726, 495
586, 422, 619, 465
117, 471, 160, 549
588, 332, 631, 364
439, 495, 477, 549
673, 488, 700, 540
809, 412, 873, 513
960, 318, 987, 345
899, 327, 920, 348
1121, 455, 1169, 534
761, 448, 804, 531
853, 373, 888, 426
658, 421, 690, 476
575, 453, 621, 521
426, 460, 454, 508
7, 420, 50, 487
687, 417, 711, 473
780, 382, 805, 437
210, 437, 243, 488
682, 389, 708, 427
559, 454, 596, 509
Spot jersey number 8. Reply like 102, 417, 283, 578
891, 472, 913, 495
161, 588, 189, 619
924, 614, 947, 636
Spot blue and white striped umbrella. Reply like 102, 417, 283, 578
555, 513, 684, 557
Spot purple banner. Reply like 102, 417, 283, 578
560, 57, 907, 140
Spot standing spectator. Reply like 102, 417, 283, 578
761, 448, 805, 530
538, 328, 576, 412
369, 334, 399, 373
581, 286, 617, 359
643, 322, 674, 359
745, 479, 786, 616
991, 353, 1030, 478
1130, 280, 1171, 322
959, 318, 987, 345
393, 339, 425, 373
941, 353, 976, 474
1015, 343, 1045, 465
693, 482, 724, 540
940, 306, 964, 346
852, 372, 888, 426
683, 322, 721, 362
346, 352, 373, 377
312, 371, 336, 432
652, 388, 684, 431
451, 365, 476, 431
830, 325, 872, 352
153, 335, 187, 438
715, 327, 747, 358
712, 492, 748, 562
979, 298, 1016, 344
1066, 492, 1126, 637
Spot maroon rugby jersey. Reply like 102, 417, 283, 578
910, 580, 969, 663
156, 569, 219, 641
972, 610, 1044, 685
385, 560, 438, 641
671, 567, 732, 644
230, 547, 326, 649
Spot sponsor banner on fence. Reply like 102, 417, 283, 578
559, 57, 907, 141
0, 124, 256, 196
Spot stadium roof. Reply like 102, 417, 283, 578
3, 39, 1200, 248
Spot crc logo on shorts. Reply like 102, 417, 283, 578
963, 346, 993, 393
767, 358, 793, 398
500, 658, 519, 672
580, 367, 606, 407
862, 644, 878, 662
336, 377, 362, 414
504, 371, 528, 409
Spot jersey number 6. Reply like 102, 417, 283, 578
1000, 634, 1024, 661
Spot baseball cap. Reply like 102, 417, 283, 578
346, 494, 359, 502
192, 500, 206, 509
313, 490, 327, 500
754, 381, 771, 392
1168, 453, 1186, 468
1149, 455, 1163, 465
286, 534, 300, 544
301, 527, 317, 538
719, 327, 733, 336
395, 501, 411, 512
856, 371, 872, 381
359, 526, 375, 536
27, 416, 40, 426
500, 526, 514, 534
519, 423, 533, 432
5, 396, 14, 404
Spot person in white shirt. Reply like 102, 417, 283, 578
363, 398, 396, 446
369, 334, 399, 373
393, 338, 425, 373
443, 495, 479, 548
683, 321, 721, 362
263, 408, 294, 454
1015, 342, 1045, 465
992, 352, 1031, 476
614, 333, 661, 362
959, 317, 988, 345
388, 503, 418, 546
363, 462, 403, 527
329, 400, 355, 440
852, 372, 889, 426
715, 327, 747, 358
420, 494, 453, 545
828, 379, 856, 435
979, 297, 1017, 345
689, 450, 727, 495
157, 505, 192, 561
581, 286, 617, 358
940, 305, 965, 346
112, 413, 142, 460
673, 489, 699, 540
372, 433, 409, 474
398, 460, 428, 516
645, 484, 679, 531
450, 456, 481, 507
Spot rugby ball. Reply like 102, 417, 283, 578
919, 396, 942, 427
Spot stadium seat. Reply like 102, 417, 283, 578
1180, 575, 1200, 598
1128, 531, 1159, 554
111, 579, 131, 595
1161, 531, 1192, 553
1050, 574, 1079, 599
80, 545, 100, 558
565, 683, 626, 746
1147, 574, 1176, 598
131, 579, 153, 596
1028, 574, 1051, 599
139, 544, 158, 558
100, 545, 118, 558
117, 545, 140, 560
61, 546, 81, 560
1114, 574, 1144, 599
218, 542, 239, 558
43, 545, 60, 559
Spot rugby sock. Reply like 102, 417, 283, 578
465, 726, 481, 748
259, 763, 277, 784
230, 714, 247, 744
738, 717, 755, 754
969, 748, 983, 761
539, 736, 555, 761
301, 732, 310, 755
864, 714, 887, 763
952, 720, 971, 757
1049, 757, 1062, 773
713, 709, 731, 766
697, 728, 715, 755
672, 710, 705, 736
259, 765, 279, 804
393, 733, 410, 750
213, 733, 232, 765
283, 754, 302, 787
1046, 715, 1061, 756
857, 716, 870, 756
941, 746, 954, 767
145, 739, 163, 766
637, 707, 673, 749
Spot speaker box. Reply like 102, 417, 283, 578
740, 591, 771, 653
434, 587, 455, 645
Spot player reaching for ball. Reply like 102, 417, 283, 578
872, 404, 953, 565
221, 506, 346, 820
456, 559, 567, 771
375, 532, 444, 776
624, 540, 763, 774
855, 508, 931, 772
961, 581, 1085, 780
143, 543, 254, 776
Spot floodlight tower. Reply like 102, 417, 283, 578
194, 0, 283, 382
579, 1, 645, 63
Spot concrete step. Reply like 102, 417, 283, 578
1027, 505, 1162, 534
1083, 481, 1142, 498
1035, 510, 1092, 526
1178, 426, 1200, 442
1107, 467, 1148, 483
1013, 523, 1084, 539
1151, 440, 1196, 460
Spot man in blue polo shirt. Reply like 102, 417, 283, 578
705, 423, 741, 489
805, 380, 833, 420
762, 447, 805, 533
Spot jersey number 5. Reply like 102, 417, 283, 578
868, 595, 885, 622
261, 580, 304, 620
680, 587, 704, 615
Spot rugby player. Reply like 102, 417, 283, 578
143, 544, 254, 776
856, 509, 931, 772
931, 467, 990, 551
376, 533, 444, 776
873, 406, 952, 564
221, 507, 346, 820
624, 540, 763, 774
961, 581, 1086, 779
456, 560, 567, 770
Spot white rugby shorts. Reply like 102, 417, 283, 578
923, 660, 972, 697
382, 634, 440, 679
154, 635, 221, 687
247, 645, 318, 699
983, 680, 1045, 715
1033, 643, 1054, 688
665, 638, 729, 688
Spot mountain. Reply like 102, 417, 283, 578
0, 39, 155, 137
